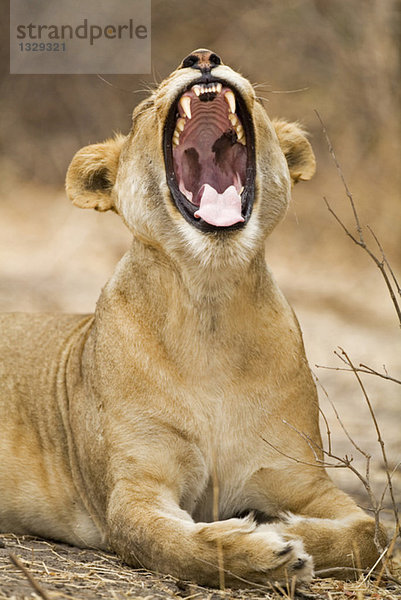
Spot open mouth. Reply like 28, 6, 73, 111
163, 79, 255, 232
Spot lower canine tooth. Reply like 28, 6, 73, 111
224, 90, 236, 114
229, 113, 238, 126
180, 96, 192, 119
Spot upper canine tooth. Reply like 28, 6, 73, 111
180, 96, 192, 119
176, 117, 185, 132
193, 85, 201, 96
224, 90, 236, 114
216, 83, 222, 93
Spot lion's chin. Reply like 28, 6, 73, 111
163, 77, 256, 233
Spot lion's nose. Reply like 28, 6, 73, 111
181, 49, 222, 73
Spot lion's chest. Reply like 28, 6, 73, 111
174, 384, 270, 522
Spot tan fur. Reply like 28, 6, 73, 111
0, 52, 384, 588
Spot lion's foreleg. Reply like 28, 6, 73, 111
105, 479, 313, 587
250, 465, 387, 577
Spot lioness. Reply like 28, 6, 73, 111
0, 50, 384, 587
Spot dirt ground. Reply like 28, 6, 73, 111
0, 532, 400, 600
0, 181, 400, 599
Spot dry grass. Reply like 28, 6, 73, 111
1, 533, 400, 600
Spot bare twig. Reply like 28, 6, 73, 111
319, 406, 332, 456
9, 553, 52, 600
211, 449, 225, 591
335, 348, 401, 537
315, 110, 401, 328
316, 362, 401, 385
315, 110, 364, 241
367, 226, 401, 298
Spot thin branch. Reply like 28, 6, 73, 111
379, 461, 401, 514
315, 110, 364, 242
211, 448, 225, 591
367, 225, 401, 297
316, 110, 401, 329
337, 348, 400, 536
316, 362, 401, 385
260, 434, 343, 470
9, 553, 52, 600
319, 406, 332, 456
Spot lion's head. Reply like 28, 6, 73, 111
66, 50, 315, 269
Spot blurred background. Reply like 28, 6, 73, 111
0, 0, 400, 530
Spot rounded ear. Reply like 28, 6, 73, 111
272, 119, 316, 184
65, 134, 126, 211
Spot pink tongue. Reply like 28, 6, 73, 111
194, 184, 244, 227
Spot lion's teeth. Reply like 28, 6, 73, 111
176, 117, 186, 132
236, 124, 246, 145
180, 96, 192, 119
228, 113, 238, 126
172, 134, 179, 146
192, 82, 222, 98
224, 90, 236, 114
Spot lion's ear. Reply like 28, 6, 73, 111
272, 119, 316, 184
65, 134, 126, 211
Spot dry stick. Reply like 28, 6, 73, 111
359, 364, 401, 385
314, 110, 401, 328
318, 405, 332, 456
379, 461, 401, 511
211, 451, 225, 591
316, 363, 401, 385
375, 524, 400, 588
324, 195, 401, 329
263, 413, 388, 559
314, 110, 364, 241
9, 553, 52, 600
367, 225, 401, 298
335, 347, 400, 530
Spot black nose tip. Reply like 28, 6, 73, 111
181, 49, 222, 73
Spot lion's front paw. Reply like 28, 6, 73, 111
196, 519, 313, 587
266, 534, 314, 584
251, 525, 313, 585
